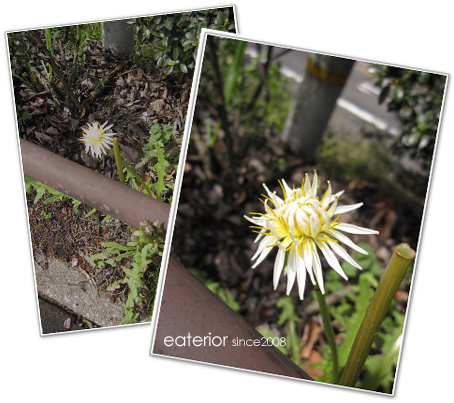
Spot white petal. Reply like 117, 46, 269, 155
295, 210, 310, 234
328, 229, 368, 255
327, 196, 338, 217
311, 171, 318, 194
316, 241, 347, 280
321, 181, 332, 209
336, 222, 379, 235
302, 241, 313, 277
327, 240, 362, 271
310, 247, 321, 285
252, 236, 275, 264
312, 250, 325, 294
319, 207, 332, 230
330, 190, 344, 202
310, 214, 320, 236
273, 248, 286, 289
263, 184, 283, 207
296, 253, 307, 299
244, 215, 266, 226
303, 173, 311, 193
286, 247, 298, 294
334, 202, 363, 215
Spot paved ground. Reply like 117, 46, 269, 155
35, 252, 124, 334
248, 44, 401, 138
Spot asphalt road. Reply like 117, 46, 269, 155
248, 44, 402, 138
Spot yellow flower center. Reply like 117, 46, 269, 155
269, 186, 334, 251
82, 123, 107, 146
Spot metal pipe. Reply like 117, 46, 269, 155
20, 139, 170, 229
153, 257, 312, 380
20, 139, 311, 380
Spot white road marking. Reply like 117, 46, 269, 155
246, 45, 401, 136
337, 98, 400, 136
357, 80, 381, 96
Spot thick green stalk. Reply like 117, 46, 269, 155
339, 243, 415, 387
315, 284, 339, 383
112, 138, 125, 184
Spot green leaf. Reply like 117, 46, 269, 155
180, 63, 188, 73
276, 296, 300, 325
164, 18, 173, 30
164, 64, 174, 75
332, 272, 377, 368
172, 47, 180, 60
152, 141, 170, 201
84, 208, 97, 218
223, 40, 247, 106
378, 85, 390, 104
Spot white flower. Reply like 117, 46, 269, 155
80, 121, 115, 158
245, 171, 379, 299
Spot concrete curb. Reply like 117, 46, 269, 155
35, 252, 124, 329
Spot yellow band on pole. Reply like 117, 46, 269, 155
305, 59, 349, 86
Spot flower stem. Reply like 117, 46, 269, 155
339, 243, 415, 388
112, 138, 125, 184
314, 284, 339, 383
120, 161, 153, 198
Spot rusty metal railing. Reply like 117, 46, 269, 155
20, 139, 311, 380
20, 139, 169, 230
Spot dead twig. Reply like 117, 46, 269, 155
246, 45, 273, 113
29, 65, 60, 106
87, 59, 129, 102
206, 37, 238, 193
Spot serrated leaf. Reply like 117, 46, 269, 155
276, 296, 300, 325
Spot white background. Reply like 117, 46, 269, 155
2, 1, 451, 401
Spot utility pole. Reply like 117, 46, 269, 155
102, 20, 134, 55
284, 53, 355, 159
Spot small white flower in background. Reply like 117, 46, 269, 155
80, 121, 115, 158
63, 318, 71, 330
245, 171, 379, 300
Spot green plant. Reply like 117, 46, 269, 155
90, 221, 164, 324
227, 44, 292, 134
40, 211, 52, 219
8, 31, 46, 92
41, 28, 54, 81
125, 124, 178, 202
56, 23, 101, 86
199, 36, 292, 169
189, 268, 241, 313
258, 242, 409, 393
359, 311, 404, 393
313, 243, 411, 393
24, 176, 163, 325
25, 175, 82, 213
258, 296, 302, 363
317, 133, 394, 189
147, 123, 174, 145
372, 65, 446, 170
16, 105, 32, 127
24, 175, 108, 221
130, 8, 236, 79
